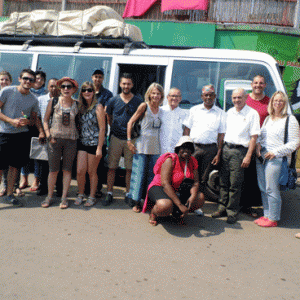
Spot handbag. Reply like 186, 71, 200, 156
29, 137, 49, 161
131, 105, 147, 139
278, 116, 297, 191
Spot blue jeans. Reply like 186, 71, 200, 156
129, 154, 159, 202
256, 157, 283, 221
21, 160, 40, 178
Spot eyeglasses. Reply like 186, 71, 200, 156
22, 77, 35, 83
82, 88, 93, 93
61, 84, 73, 90
168, 95, 181, 98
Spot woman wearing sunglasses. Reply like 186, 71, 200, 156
75, 82, 105, 207
42, 77, 79, 209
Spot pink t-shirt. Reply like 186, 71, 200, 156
246, 95, 270, 127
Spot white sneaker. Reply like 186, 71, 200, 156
194, 208, 204, 216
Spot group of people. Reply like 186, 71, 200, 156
0, 69, 299, 234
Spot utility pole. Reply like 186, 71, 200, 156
62, 0, 67, 11
294, 0, 300, 28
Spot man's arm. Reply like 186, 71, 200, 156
212, 133, 225, 165
183, 126, 190, 136
31, 111, 45, 141
241, 135, 258, 168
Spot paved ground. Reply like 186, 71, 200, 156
0, 176, 299, 300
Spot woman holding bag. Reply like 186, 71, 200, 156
255, 91, 300, 227
127, 83, 164, 213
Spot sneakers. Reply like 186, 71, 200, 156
7, 194, 23, 207
257, 218, 278, 227
194, 208, 204, 216
254, 216, 267, 225
102, 193, 113, 206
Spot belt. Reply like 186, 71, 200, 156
225, 142, 246, 149
195, 143, 217, 148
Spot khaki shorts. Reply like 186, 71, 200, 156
108, 135, 135, 170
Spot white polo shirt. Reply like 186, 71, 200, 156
224, 104, 260, 148
160, 105, 189, 154
183, 103, 226, 144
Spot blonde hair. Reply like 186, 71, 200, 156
78, 81, 97, 114
144, 83, 164, 105
268, 91, 288, 117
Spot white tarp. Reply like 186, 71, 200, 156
0, 6, 143, 42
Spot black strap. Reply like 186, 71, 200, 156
283, 115, 296, 169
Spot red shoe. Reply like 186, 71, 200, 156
258, 219, 278, 227
254, 216, 267, 225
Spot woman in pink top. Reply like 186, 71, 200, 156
143, 136, 202, 226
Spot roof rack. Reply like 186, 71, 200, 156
0, 34, 150, 54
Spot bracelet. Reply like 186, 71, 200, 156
127, 138, 131, 141
47, 135, 52, 142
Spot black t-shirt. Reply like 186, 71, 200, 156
106, 94, 143, 140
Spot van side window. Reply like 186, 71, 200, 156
171, 60, 276, 109
0, 52, 33, 84
37, 54, 112, 90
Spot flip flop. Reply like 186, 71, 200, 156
60, 198, 69, 209
19, 183, 29, 190
149, 213, 158, 226
132, 203, 142, 213
30, 186, 39, 192
15, 188, 25, 197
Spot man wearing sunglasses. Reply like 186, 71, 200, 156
0, 69, 45, 206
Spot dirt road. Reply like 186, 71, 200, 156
0, 177, 299, 299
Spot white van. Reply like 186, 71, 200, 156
0, 35, 284, 109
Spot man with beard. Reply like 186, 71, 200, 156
0, 69, 45, 206
104, 73, 142, 206
183, 85, 226, 215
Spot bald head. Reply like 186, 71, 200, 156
232, 88, 247, 112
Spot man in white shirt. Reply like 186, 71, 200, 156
212, 88, 260, 224
160, 88, 188, 154
183, 85, 226, 189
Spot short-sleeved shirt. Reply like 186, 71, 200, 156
160, 105, 188, 154
183, 103, 226, 144
0, 86, 39, 134
224, 104, 260, 148
95, 86, 113, 107
38, 93, 51, 122
246, 95, 270, 127
106, 94, 142, 140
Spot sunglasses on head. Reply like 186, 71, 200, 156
82, 88, 93, 93
22, 77, 35, 83
61, 84, 73, 90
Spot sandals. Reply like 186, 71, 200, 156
84, 196, 96, 207
149, 213, 158, 226
19, 182, 29, 190
41, 196, 54, 208
60, 198, 69, 209
15, 188, 25, 197
74, 194, 84, 206
132, 202, 142, 213
0, 188, 7, 197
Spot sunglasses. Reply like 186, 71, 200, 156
22, 77, 35, 83
82, 88, 93, 93
61, 84, 73, 90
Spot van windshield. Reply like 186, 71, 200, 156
171, 60, 276, 109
